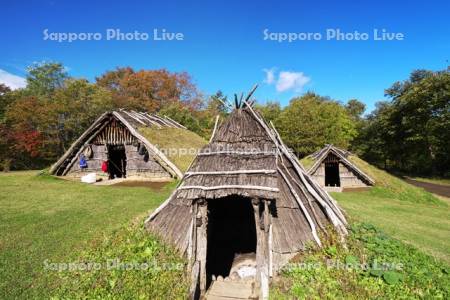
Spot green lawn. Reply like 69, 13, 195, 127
333, 189, 450, 263
0, 171, 175, 299
1, 171, 449, 299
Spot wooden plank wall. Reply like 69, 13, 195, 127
66, 145, 108, 178
311, 162, 368, 188
338, 163, 367, 187
125, 145, 170, 178
66, 120, 172, 178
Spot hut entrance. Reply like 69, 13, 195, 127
325, 162, 340, 187
206, 197, 257, 285
107, 145, 127, 179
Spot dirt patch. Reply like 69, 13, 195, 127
111, 181, 170, 191
404, 178, 450, 198
343, 187, 372, 193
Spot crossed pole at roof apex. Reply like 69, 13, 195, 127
214, 83, 258, 110
234, 84, 259, 109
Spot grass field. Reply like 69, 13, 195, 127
334, 156, 450, 262
0, 171, 175, 299
281, 155, 449, 298
1, 171, 448, 299
333, 189, 450, 263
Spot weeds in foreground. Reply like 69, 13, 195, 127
52, 220, 188, 299
271, 223, 449, 299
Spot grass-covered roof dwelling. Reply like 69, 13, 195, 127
302, 144, 375, 192
145, 97, 348, 299
49, 110, 206, 180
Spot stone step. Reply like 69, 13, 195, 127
205, 280, 257, 299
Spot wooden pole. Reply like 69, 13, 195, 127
185, 169, 277, 176
278, 166, 322, 247
244, 84, 258, 103
178, 185, 279, 192
189, 261, 200, 300
269, 121, 348, 231
253, 198, 270, 300
209, 115, 220, 143
196, 201, 207, 294
252, 199, 262, 289
268, 224, 273, 277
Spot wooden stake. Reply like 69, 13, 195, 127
209, 115, 220, 143
244, 84, 258, 103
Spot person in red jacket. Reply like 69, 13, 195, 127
101, 160, 108, 172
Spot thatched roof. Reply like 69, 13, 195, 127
307, 144, 375, 185
138, 127, 207, 173
310, 144, 351, 160
146, 105, 348, 256
49, 110, 206, 178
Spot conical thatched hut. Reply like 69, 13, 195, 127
145, 101, 348, 299
49, 110, 206, 180
305, 144, 375, 191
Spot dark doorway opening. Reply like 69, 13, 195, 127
206, 197, 256, 286
325, 162, 340, 187
108, 145, 126, 179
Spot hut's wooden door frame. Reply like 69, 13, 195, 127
189, 199, 207, 294
252, 198, 271, 299
189, 197, 272, 299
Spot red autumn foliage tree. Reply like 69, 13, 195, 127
3, 96, 58, 165
10, 126, 42, 157
96, 67, 202, 112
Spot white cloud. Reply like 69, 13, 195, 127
263, 68, 310, 93
0, 69, 26, 90
276, 71, 310, 92
263, 68, 275, 84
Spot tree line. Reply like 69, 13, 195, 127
0, 62, 448, 176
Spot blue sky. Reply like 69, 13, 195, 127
1, 0, 449, 113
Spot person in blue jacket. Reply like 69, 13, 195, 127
79, 154, 88, 169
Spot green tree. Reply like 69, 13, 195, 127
276, 93, 357, 157
386, 70, 449, 174
193, 91, 231, 139
352, 101, 394, 169
53, 79, 114, 151
358, 68, 450, 175
206, 90, 229, 115
26, 62, 68, 97
2, 61, 116, 169
0, 84, 12, 120
256, 101, 281, 124
345, 99, 366, 120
